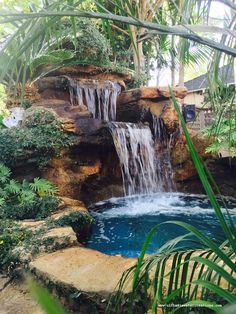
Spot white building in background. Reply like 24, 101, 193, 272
183, 64, 235, 132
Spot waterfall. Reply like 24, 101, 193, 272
68, 76, 176, 195
68, 79, 121, 121
151, 115, 176, 191
108, 122, 158, 195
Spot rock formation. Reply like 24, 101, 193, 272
6, 65, 227, 201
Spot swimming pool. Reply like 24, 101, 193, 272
87, 193, 236, 257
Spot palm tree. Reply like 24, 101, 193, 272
0, 0, 235, 91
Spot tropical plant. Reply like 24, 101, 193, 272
0, 219, 32, 273
96, 0, 165, 76
203, 117, 236, 157
0, 162, 60, 220
0, 0, 236, 91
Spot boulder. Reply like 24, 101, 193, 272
18, 220, 44, 230
30, 247, 136, 312
50, 204, 88, 220
116, 86, 184, 134
44, 150, 102, 198
171, 131, 214, 182
29, 247, 233, 313
117, 86, 187, 105
35, 75, 126, 100
32, 99, 91, 122
12, 197, 93, 265
36, 64, 132, 84
42, 227, 79, 248
59, 196, 86, 208
171, 132, 213, 167
159, 100, 179, 133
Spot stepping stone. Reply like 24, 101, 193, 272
30, 247, 136, 297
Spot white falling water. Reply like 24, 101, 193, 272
68, 79, 121, 121
151, 115, 176, 191
108, 122, 159, 195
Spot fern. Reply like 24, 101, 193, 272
0, 163, 59, 219
0, 188, 8, 199
17, 190, 36, 205
0, 162, 11, 183
29, 178, 58, 196
0, 197, 5, 207
4, 180, 21, 195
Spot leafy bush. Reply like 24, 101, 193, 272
61, 19, 112, 66
203, 84, 236, 156
0, 163, 60, 220
0, 218, 70, 274
203, 118, 236, 157
1, 196, 60, 220
0, 219, 32, 274
127, 72, 149, 89
55, 211, 94, 229
0, 109, 75, 168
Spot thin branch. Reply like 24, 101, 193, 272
138, 24, 236, 42
0, 11, 236, 56
111, 23, 129, 36
214, 0, 236, 11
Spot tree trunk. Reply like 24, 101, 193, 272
171, 36, 176, 86
137, 39, 145, 74
156, 43, 161, 86
178, 60, 185, 87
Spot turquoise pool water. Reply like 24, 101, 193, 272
87, 193, 236, 257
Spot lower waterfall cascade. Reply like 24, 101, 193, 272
108, 122, 159, 195
151, 115, 176, 192
68, 78, 121, 121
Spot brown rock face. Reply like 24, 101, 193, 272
172, 131, 214, 182
117, 86, 187, 105
35, 76, 125, 98
36, 64, 132, 84
6, 83, 41, 108
160, 101, 179, 133
117, 88, 181, 136
43, 145, 122, 203
32, 99, 91, 123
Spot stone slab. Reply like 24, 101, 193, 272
30, 247, 136, 296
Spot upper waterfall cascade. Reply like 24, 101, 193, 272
68, 78, 121, 121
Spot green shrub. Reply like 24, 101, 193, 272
0, 109, 75, 168
203, 117, 236, 157
21, 99, 32, 110
62, 19, 112, 66
55, 211, 94, 229
0, 219, 68, 274
0, 219, 32, 274
0, 163, 60, 220
1, 196, 60, 220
